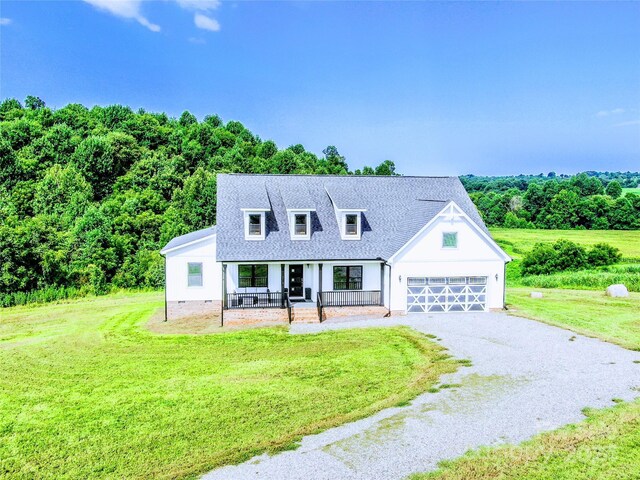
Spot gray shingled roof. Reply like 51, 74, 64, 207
216, 174, 489, 262
160, 226, 216, 253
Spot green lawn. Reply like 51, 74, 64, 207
411, 399, 640, 480
0, 292, 457, 479
490, 228, 640, 259
507, 288, 640, 350
622, 187, 640, 195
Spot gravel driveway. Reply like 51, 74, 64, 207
202, 312, 640, 480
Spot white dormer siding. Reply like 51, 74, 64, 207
241, 209, 268, 240
287, 209, 314, 240
338, 210, 364, 240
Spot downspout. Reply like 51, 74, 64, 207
502, 261, 508, 311
377, 257, 392, 317
221, 263, 227, 326
163, 255, 167, 322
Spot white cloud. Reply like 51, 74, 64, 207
0, 17, 11, 26
84, 0, 222, 33
176, 0, 221, 11
194, 13, 220, 31
596, 108, 625, 117
613, 119, 640, 127
188, 36, 206, 44
83, 0, 161, 32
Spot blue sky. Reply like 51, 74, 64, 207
1, 1, 639, 175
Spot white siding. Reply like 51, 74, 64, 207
390, 215, 507, 311
165, 236, 221, 302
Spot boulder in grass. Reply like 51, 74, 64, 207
530, 292, 543, 299
606, 284, 629, 298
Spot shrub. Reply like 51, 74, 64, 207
521, 240, 587, 276
587, 243, 622, 267
521, 240, 623, 276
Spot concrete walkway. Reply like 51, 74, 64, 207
202, 313, 640, 480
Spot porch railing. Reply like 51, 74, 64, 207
316, 292, 324, 323
320, 290, 381, 307
226, 292, 285, 309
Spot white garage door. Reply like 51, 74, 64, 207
406, 276, 487, 313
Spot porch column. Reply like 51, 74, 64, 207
221, 263, 227, 326
318, 263, 323, 296
281, 263, 285, 307
379, 262, 385, 306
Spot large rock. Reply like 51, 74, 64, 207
606, 284, 629, 298
530, 292, 543, 299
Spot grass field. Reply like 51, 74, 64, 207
622, 187, 640, 195
507, 288, 640, 350
0, 292, 457, 479
489, 228, 640, 260
411, 399, 640, 480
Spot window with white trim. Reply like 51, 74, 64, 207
248, 214, 262, 236
345, 214, 358, 236
187, 262, 203, 287
294, 214, 307, 236
442, 232, 458, 248
244, 211, 266, 240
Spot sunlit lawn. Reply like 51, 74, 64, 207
0, 292, 456, 479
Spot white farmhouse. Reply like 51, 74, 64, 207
161, 174, 511, 325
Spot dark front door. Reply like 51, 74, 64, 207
289, 265, 304, 298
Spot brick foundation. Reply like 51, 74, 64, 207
167, 300, 221, 321
322, 306, 389, 321
222, 308, 289, 327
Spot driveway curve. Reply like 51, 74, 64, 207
202, 312, 640, 480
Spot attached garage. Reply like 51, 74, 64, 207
406, 276, 487, 313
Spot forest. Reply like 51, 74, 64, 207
461, 172, 640, 230
0, 97, 395, 305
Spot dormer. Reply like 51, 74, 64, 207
325, 183, 366, 241
279, 182, 315, 241
239, 183, 271, 241
287, 209, 313, 240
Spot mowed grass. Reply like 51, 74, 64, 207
507, 288, 640, 350
622, 187, 640, 195
490, 228, 640, 260
0, 292, 457, 479
410, 399, 640, 480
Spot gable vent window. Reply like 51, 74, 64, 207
294, 214, 307, 236
345, 214, 358, 235
187, 262, 203, 287
442, 232, 458, 248
248, 214, 262, 236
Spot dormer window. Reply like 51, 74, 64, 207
345, 214, 358, 236
288, 210, 311, 240
248, 214, 262, 236
294, 214, 307, 236
243, 210, 266, 240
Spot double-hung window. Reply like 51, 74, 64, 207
294, 214, 307, 236
333, 266, 362, 290
238, 264, 268, 288
187, 262, 203, 287
345, 214, 358, 236
248, 214, 262, 236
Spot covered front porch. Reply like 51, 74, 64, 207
220, 261, 387, 323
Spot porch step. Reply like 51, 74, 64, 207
291, 307, 322, 323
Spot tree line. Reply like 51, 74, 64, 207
462, 173, 640, 230
0, 96, 396, 305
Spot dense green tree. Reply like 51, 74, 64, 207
605, 180, 622, 199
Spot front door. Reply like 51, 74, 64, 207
289, 265, 304, 298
